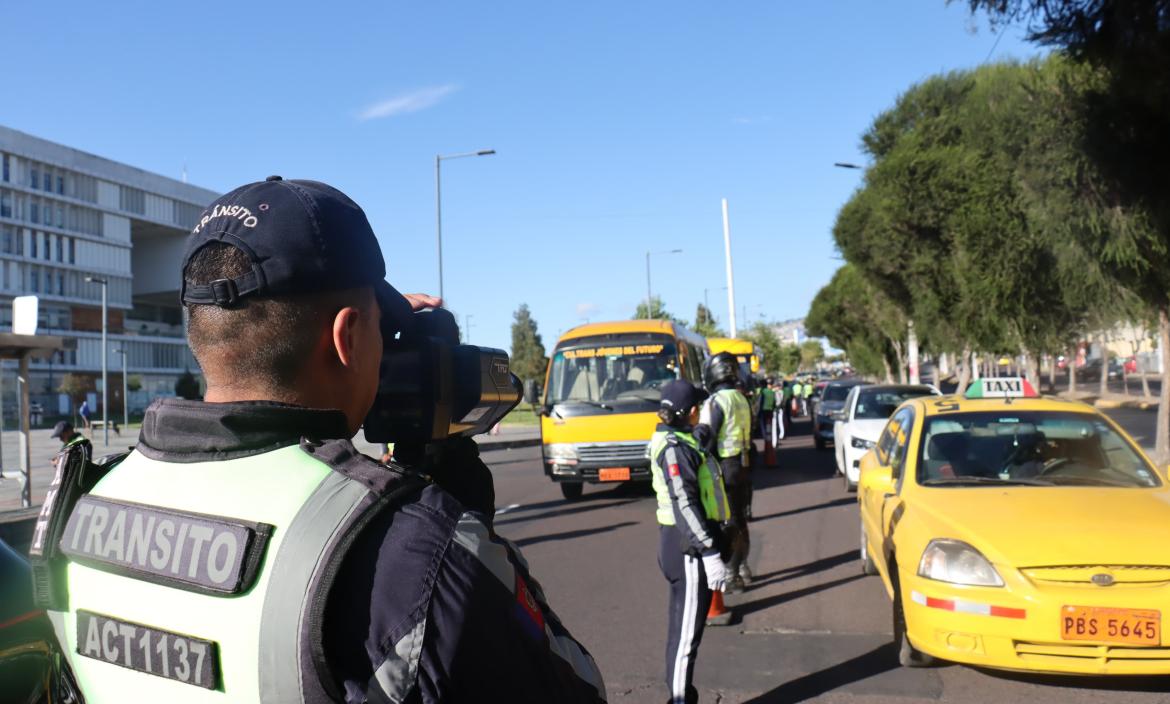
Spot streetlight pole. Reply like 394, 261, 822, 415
645, 249, 683, 315
435, 149, 496, 303
86, 276, 108, 446
115, 347, 128, 428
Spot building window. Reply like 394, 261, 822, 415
30, 232, 37, 258
56, 206, 64, 228
30, 169, 39, 191
0, 191, 10, 218
68, 238, 75, 264
56, 175, 64, 195
58, 272, 64, 296
1, 226, 12, 254
29, 202, 39, 224
30, 269, 38, 293
44, 232, 51, 260
2, 155, 8, 182
56, 235, 63, 262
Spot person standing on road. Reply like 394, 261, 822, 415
50, 420, 92, 460
47, 178, 605, 703
699, 352, 753, 592
77, 399, 91, 433
651, 380, 731, 704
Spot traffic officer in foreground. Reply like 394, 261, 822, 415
50, 420, 91, 459
698, 352, 753, 592
46, 178, 606, 703
651, 380, 730, 704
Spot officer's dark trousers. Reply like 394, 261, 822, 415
720, 456, 751, 574
659, 524, 712, 704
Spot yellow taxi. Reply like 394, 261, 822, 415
857, 377, 1170, 674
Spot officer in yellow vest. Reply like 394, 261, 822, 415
31, 178, 605, 703
699, 352, 753, 592
651, 380, 730, 704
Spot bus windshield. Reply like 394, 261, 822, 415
547, 338, 680, 406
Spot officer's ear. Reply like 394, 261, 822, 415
331, 306, 363, 368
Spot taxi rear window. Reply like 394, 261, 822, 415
917, 411, 1159, 488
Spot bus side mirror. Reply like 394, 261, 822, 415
522, 379, 542, 406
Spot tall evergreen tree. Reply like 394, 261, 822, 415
510, 304, 548, 384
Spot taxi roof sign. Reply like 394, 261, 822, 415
965, 377, 1038, 399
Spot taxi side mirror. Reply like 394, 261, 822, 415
859, 454, 893, 491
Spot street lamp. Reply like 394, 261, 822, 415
436, 149, 496, 302
85, 276, 108, 446
645, 249, 683, 314
114, 347, 128, 429
834, 162, 864, 170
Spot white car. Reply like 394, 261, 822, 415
833, 383, 939, 491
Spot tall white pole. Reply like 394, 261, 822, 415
101, 284, 108, 447
722, 198, 738, 338
435, 155, 444, 302
908, 319, 920, 385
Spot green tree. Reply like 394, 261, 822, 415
633, 296, 672, 321
741, 322, 783, 375
799, 340, 825, 371
126, 375, 143, 392
58, 374, 91, 419
805, 265, 905, 381
692, 304, 724, 338
959, 1, 1170, 460
776, 344, 803, 375
510, 304, 548, 384
174, 369, 201, 400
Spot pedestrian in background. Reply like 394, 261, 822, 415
77, 399, 91, 434
650, 380, 730, 704
50, 420, 91, 460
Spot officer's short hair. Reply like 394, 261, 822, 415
185, 243, 372, 390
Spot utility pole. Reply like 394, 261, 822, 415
722, 198, 737, 337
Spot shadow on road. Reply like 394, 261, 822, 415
742, 642, 900, 703
512, 521, 639, 548
734, 574, 863, 617
752, 497, 855, 523
495, 498, 640, 526
746, 551, 856, 590
975, 668, 1170, 694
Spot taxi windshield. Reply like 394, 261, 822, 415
917, 411, 1159, 488
546, 338, 679, 406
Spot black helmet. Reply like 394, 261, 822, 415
702, 352, 740, 392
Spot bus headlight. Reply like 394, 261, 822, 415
545, 443, 579, 466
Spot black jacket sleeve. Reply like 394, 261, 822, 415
655, 435, 716, 555
697, 397, 724, 456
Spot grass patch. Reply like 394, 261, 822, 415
501, 405, 540, 426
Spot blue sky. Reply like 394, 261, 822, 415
2, 1, 1037, 352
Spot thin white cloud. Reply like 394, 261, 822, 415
357, 85, 459, 121
576, 302, 600, 319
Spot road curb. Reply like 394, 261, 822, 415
476, 437, 540, 451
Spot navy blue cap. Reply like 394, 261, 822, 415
660, 380, 708, 414
181, 176, 412, 333
50, 420, 73, 439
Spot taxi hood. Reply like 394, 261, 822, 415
908, 486, 1170, 568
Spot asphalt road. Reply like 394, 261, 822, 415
484, 411, 1170, 703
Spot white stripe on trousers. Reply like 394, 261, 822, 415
672, 555, 700, 703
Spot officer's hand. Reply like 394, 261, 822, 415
404, 293, 442, 311
424, 437, 496, 519
701, 551, 728, 592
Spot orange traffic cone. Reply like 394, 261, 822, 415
706, 590, 732, 626
764, 439, 777, 467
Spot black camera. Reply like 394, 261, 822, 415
363, 307, 522, 444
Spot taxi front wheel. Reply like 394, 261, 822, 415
892, 568, 937, 668
860, 525, 877, 576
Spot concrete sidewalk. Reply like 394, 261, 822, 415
1055, 391, 1159, 410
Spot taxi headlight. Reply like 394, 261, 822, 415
852, 437, 876, 450
545, 443, 579, 465
917, 539, 1004, 587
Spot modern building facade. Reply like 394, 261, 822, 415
0, 126, 218, 419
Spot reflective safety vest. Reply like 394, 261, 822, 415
649, 430, 730, 526
46, 441, 420, 703
710, 388, 751, 459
